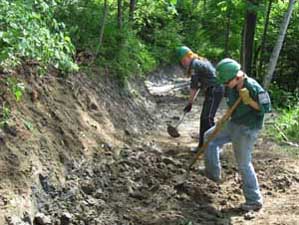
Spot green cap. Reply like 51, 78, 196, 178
216, 58, 241, 84
176, 46, 192, 62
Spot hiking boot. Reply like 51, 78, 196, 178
240, 202, 263, 211
198, 166, 223, 184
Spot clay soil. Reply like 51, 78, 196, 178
0, 65, 298, 225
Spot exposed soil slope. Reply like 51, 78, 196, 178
0, 66, 298, 225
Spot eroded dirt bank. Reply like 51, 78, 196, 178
0, 66, 298, 225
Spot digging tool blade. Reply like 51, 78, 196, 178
167, 112, 186, 138
167, 124, 180, 138
167, 89, 201, 138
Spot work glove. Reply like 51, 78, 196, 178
239, 88, 254, 105
183, 102, 192, 113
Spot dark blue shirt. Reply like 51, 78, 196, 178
189, 58, 219, 89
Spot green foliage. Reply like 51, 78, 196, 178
267, 81, 299, 144
0, 0, 297, 99
55, 0, 179, 82
54, 0, 102, 50
0, 102, 10, 128
5, 77, 25, 102
0, 76, 25, 102
23, 119, 33, 131
124, 0, 182, 64
101, 26, 157, 84
52, 0, 298, 90
269, 105, 299, 143
258, 2, 299, 92
0, 0, 78, 73
176, 0, 245, 59
268, 83, 299, 109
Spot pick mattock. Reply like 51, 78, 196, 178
174, 96, 242, 188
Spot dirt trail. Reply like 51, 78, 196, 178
144, 67, 299, 225
150, 96, 299, 224
0, 66, 298, 225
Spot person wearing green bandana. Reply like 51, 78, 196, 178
204, 58, 271, 211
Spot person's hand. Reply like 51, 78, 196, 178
183, 102, 192, 113
239, 88, 253, 105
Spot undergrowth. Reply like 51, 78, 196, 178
268, 106, 299, 143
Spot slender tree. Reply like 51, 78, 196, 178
263, 0, 296, 88
98, 0, 109, 52
257, 0, 273, 79
224, 0, 232, 57
117, 0, 123, 30
129, 0, 136, 21
241, 0, 259, 75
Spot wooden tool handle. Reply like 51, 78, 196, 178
188, 96, 242, 169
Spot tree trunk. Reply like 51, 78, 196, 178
224, 1, 232, 57
242, 0, 258, 76
240, 25, 244, 66
263, 0, 296, 89
117, 0, 123, 30
129, 0, 136, 21
98, 0, 108, 52
202, 0, 207, 27
257, 0, 273, 79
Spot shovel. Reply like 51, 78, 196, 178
167, 112, 187, 138
167, 89, 200, 138
174, 96, 242, 188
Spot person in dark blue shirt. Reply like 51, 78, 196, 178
176, 46, 224, 150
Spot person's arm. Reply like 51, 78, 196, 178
247, 100, 260, 111
184, 88, 200, 113
188, 88, 198, 104
184, 64, 201, 113
239, 88, 260, 111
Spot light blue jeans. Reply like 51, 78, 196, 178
204, 121, 263, 205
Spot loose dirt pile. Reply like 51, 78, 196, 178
0, 65, 298, 225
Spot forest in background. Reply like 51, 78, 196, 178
0, 0, 298, 143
